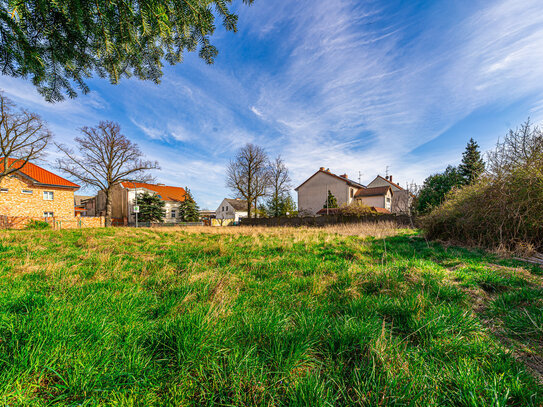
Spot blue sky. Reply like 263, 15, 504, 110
1, 0, 543, 209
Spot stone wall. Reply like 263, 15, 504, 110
0, 174, 76, 219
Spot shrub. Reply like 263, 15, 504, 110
339, 202, 373, 216
25, 220, 51, 230
421, 120, 543, 253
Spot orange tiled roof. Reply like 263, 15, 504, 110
120, 182, 187, 202
1, 158, 79, 188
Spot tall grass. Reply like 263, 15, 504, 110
0, 226, 541, 405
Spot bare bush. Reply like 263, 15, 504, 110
422, 120, 543, 253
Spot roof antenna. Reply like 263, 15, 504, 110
358, 171, 362, 184
385, 166, 390, 178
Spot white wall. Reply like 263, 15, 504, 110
215, 199, 247, 221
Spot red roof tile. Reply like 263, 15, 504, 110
1, 158, 79, 188
120, 182, 186, 202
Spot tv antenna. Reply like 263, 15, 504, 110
358, 171, 363, 184
385, 166, 390, 178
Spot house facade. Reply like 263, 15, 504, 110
0, 160, 80, 221
92, 182, 188, 224
296, 169, 409, 215
367, 175, 412, 214
215, 198, 249, 224
295, 168, 366, 215
354, 186, 393, 211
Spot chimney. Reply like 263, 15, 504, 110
319, 167, 325, 171
389, 175, 393, 182
340, 174, 348, 179
326, 168, 330, 172
385, 176, 389, 180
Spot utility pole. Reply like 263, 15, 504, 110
128, 180, 139, 228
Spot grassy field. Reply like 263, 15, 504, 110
0, 224, 542, 406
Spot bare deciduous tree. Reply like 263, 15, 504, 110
56, 121, 159, 226
267, 155, 292, 217
0, 93, 52, 182
226, 143, 269, 219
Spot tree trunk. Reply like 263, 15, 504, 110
247, 199, 252, 219
105, 189, 112, 227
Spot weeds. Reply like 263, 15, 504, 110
0, 225, 541, 405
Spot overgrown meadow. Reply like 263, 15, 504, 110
0, 225, 541, 406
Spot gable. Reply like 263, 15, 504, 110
368, 176, 404, 191
296, 170, 349, 191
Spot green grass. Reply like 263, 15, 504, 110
0, 226, 541, 406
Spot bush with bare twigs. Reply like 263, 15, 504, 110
421, 119, 543, 253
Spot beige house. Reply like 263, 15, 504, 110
367, 175, 412, 214
295, 168, 366, 215
354, 186, 393, 211
215, 198, 249, 225
296, 168, 410, 215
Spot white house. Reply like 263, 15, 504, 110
215, 198, 249, 224
120, 182, 188, 223
295, 168, 366, 215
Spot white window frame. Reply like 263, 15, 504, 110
171, 210, 176, 218
0, 188, 7, 193
21, 189, 33, 194
43, 191, 54, 201
43, 211, 54, 218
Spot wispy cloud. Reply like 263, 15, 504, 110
0, 0, 542, 207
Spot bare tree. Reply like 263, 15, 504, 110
267, 155, 292, 217
56, 121, 159, 226
0, 93, 52, 182
226, 143, 269, 219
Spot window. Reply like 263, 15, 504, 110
43, 212, 54, 218
21, 189, 33, 194
386, 197, 391, 203
0, 188, 7, 193
43, 191, 54, 200
171, 210, 176, 218
350, 189, 354, 198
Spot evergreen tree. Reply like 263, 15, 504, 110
264, 194, 297, 217
0, 0, 253, 102
323, 190, 338, 209
459, 138, 485, 184
137, 192, 165, 222
179, 188, 200, 222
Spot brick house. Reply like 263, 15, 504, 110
0, 159, 80, 221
